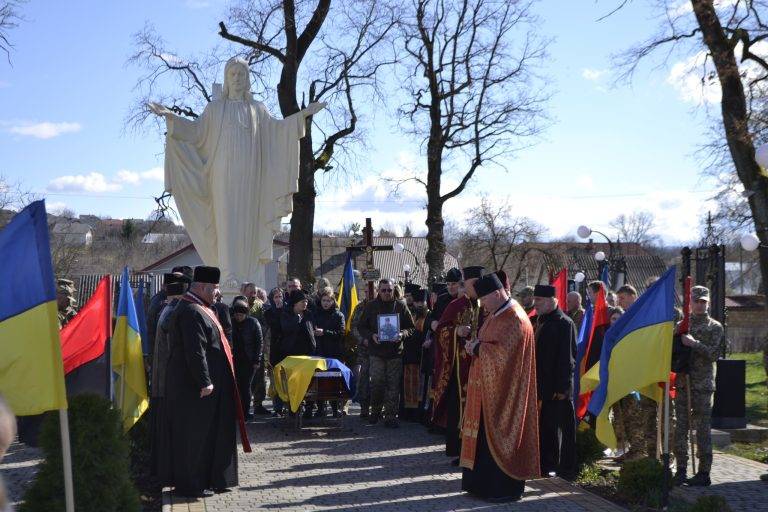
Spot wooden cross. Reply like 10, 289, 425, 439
346, 218, 393, 300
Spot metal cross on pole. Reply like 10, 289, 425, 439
346, 218, 393, 300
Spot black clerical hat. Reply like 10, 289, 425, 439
166, 282, 188, 296
533, 284, 556, 298
414, 289, 429, 303
431, 282, 447, 294
462, 266, 485, 280
193, 266, 220, 284
404, 283, 421, 295
445, 267, 462, 283
475, 273, 503, 298
172, 265, 194, 282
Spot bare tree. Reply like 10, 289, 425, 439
129, 0, 398, 285
396, 0, 550, 281
609, 211, 660, 246
0, 1, 24, 62
457, 196, 544, 271
614, 0, 768, 297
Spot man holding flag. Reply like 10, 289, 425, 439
673, 285, 724, 487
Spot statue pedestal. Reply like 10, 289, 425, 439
219, 265, 266, 305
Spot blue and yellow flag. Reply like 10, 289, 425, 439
112, 267, 148, 431
336, 252, 359, 334
583, 266, 676, 448
0, 201, 67, 415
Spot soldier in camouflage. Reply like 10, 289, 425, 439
56, 278, 78, 328
351, 298, 371, 417
673, 285, 724, 487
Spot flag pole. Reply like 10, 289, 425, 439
58, 408, 75, 512
661, 379, 671, 507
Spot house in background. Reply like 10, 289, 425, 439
51, 220, 93, 247
141, 233, 190, 245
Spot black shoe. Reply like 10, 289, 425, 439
211, 487, 231, 494
253, 405, 270, 415
686, 472, 711, 487
672, 470, 688, 486
384, 419, 399, 428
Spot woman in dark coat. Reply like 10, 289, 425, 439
280, 289, 317, 418
313, 290, 346, 417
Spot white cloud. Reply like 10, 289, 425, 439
668, 0, 739, 18
575, 174, 595, 190
48, 172, 122, 193
582, 68, 607, 82
46, 201, 70, 215
9, 121, 82, 139
47, 166, 164, 194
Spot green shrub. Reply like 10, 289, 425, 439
576, 427, 605, 472
617, 457, 665, 508
20, 394, 140, 512
689, 495, 731, 512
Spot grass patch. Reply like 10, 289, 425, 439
729, 353, 767, 427
723, 440, 768, 463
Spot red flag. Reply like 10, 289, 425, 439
576, 287, 611, 418
60, 276, 112, 374
550, 268, 568, 310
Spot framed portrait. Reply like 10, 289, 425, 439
377, 313, 400, 342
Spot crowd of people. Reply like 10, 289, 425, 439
25, 263, 736, 502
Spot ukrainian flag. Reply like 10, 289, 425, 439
582, 267, 676, 448
112, 267, 148, 431
0, 201, 67, 415
336, 252, 359, 334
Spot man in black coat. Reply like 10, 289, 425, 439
231, 299, 263, 420
164, 266, 249, 498
533, 284, 577, 480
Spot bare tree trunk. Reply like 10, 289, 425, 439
288, 129, 317, 282
691, 0, 768, 297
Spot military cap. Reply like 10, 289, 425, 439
165, 282, 188, 296
517, 285, 535, 298
57, 278, 76, 294
445, 268, 462, 283
691, 285, 710, 301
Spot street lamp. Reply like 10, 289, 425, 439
394, 242, 422, 282
574, 271, 586, 283
576, 225, 626, 290
403, 263, 412, 283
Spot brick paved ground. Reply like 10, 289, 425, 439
0, 441, 43, 508
671, 452, 768, 510
168, 405, 623, 512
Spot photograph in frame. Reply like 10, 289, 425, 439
377, 313, 400, 342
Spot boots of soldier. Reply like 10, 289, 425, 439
672, 468, 687, 486
686, 472, 711, 487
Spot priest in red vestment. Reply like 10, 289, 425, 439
460, 273, 540, 502
431, 266, 485, 462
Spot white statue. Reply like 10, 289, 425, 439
149, 57, 325, 291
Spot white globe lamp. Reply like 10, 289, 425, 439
576, 225, 592, 239
595, 251, 606, 262
741, 233, 761, 252
394, 243, 405, 253
574, 271, 586, 283
403, 263, 412, 273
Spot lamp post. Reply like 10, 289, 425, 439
403, 263, 412, 284
394, 243, 422, 283
576, 225, 627, 290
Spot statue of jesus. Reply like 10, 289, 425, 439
149, 57, 325, 291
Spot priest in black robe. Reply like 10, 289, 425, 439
164, 266, 250, 498
533, 284, 577, 480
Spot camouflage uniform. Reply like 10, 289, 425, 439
673, 286, 724, 476
368, 355, 402, 421
350, 300, 370, 414
618, 394, 658, 459
56, 279, 78, 328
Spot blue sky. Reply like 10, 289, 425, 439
0, 0, 724, 244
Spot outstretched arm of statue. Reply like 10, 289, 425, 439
147, 101, 200, 143
301, 102, 327, 119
